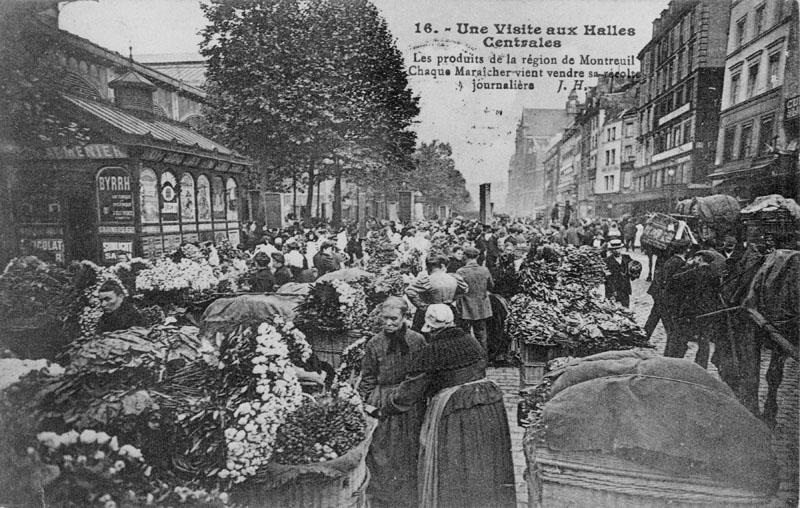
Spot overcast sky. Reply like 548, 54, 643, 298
60, 0, 667, 206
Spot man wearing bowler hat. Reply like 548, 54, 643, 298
604, 238, 633, 307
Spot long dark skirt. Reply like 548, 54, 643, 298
367, 401, 425, 508
425, 384, 516, 508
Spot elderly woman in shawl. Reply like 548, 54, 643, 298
384, 304, 516, 508
359, 297, 428, 508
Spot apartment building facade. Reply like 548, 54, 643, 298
629, 0, 731, 213
710, 0, 798, 200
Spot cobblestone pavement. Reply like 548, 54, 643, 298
487, 248, 798, 508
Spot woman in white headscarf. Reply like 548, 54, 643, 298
382, 304, 515, 508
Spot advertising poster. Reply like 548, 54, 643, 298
160, 171, 179, 221
197, 174, 212, 221
226, 177, 238, 222
96, 167, 134, 224
211, 176, 226, 221
180, 173, 196, 222
139, 168, 159, 224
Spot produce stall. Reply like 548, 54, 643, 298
507, 246, 649, 387
0, 249, 379, 507
522, 351, 779, 507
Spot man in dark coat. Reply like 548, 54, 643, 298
96, 281, 146, 333
475, 225, 499, 268
660, 241, 693, 358
604, 239, 633, 307
456, 247, 494, 352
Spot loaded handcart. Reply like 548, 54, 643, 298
522, 350, 781, 507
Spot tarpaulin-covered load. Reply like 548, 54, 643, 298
740, 194, 800, 222
675, 194, 741, 223
540, 354, 779, 494
199, 294, 299, 340
740, 195, 800, 248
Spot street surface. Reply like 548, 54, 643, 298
487, 249, 799, 508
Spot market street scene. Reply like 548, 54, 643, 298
0, 0, 798, 507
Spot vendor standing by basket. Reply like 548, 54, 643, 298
359, 297, 427, 508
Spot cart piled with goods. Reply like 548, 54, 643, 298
521, 351, 780, 507
739, 194, 800, 250
674, 194, 741, 246
506, 246, 650, 388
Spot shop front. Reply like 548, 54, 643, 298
5, 97, 250, 265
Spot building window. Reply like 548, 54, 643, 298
624, 145, 633, 160
730, 72, 741, 104
604, 175, 610, 191
610, 175, 615, 190
754, 4, 765, 36
739, 123, 753, 159
758, 115, 775, 155
775, 0, 784, 24
767, 51, 781, 89
747, 62, 759, 97
736, 16, 747, 47
610, 149, 616, 165
687, 43, 693, 72
723, 127, 736, 162
683, 118, 692, 143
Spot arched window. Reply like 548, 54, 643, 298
140, 168, 159, 223
180, 173, 196, 222
197, 175, 211, 221
226, 177, 238, 221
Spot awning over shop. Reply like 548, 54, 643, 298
62, 94, 246, 162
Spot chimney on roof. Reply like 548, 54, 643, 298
109, 70, 156, 119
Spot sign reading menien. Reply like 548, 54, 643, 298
96, 166, 134, 224
44, 144, 127, 159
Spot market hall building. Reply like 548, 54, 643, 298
0, 15, 251, 266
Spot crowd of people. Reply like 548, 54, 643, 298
230, 210, 790, 508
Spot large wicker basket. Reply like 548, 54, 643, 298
234, 418, 377, 508
304, 329, 366, 369
524, 435, 775, 508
